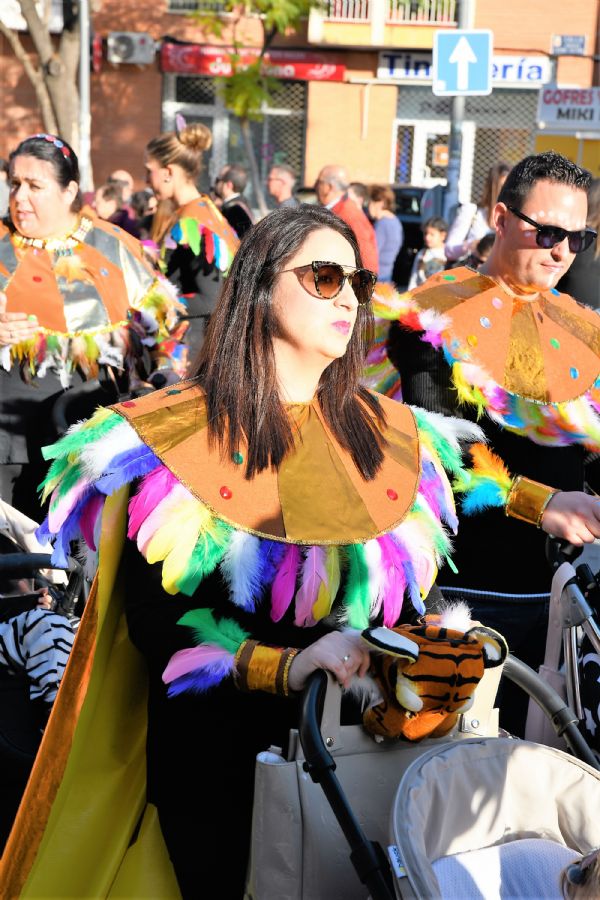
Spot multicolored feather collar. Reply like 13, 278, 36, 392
367, 269, 600, 449
0, 217, 186, 383
38, 381, 494, 627
161, 196, 239, 275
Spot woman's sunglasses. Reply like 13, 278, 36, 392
508, 206, 597, 254
281, 260, 377, 305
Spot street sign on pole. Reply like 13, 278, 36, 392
432, 30, 493, 97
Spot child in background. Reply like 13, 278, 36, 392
463, 232, 495, 270
408, 216, 448, 289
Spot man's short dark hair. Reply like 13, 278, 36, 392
223, 164, 248, 193
498, 151, 592, 209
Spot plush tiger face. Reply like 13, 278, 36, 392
362, 616, 507, 741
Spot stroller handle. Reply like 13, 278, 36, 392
299, 670, 396, 900
503, 655, 600, 771
0, 552, 66, 574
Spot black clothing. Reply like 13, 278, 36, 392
557, 241, 600, 310
221, 195, 254, 238
123, 529, 420, 897
162, 241, 223, 355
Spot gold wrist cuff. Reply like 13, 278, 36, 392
235, 641, 299, 696
505, 475, 558, 528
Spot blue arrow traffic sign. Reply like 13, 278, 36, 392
432, 30, 493, 96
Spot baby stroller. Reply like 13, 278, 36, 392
286, 659, 600, 900
0, 500, 87, 853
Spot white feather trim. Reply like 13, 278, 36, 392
438, 600, 473, 632
411, 406, 485, 448
79, 420, 144, 480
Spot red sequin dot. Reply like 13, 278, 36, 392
32, 275, 42, 282
121, 401, 136, 408
220, 486, 233, 499
386, 488, 398, 501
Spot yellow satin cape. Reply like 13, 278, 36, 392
0, 490, 179, 899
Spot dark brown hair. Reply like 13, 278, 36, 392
369, 184, 396, 212
10, 134, 82, 212
192, 204, 386, 480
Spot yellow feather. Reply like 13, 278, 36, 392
312, 546, 341, 621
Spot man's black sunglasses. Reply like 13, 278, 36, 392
507, 206, 597, 254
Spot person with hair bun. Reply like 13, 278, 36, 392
145, 122, 240, 353
0, 134, 184, 521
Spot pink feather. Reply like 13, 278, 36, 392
128, 465, 179, 539
294, 546, 327, 627
48, 480, 89, 532
377, 534, 408, 627
270, 543, 301, 622
136, 482, 192, 555
162, 645, 230, 683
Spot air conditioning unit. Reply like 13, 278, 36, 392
107, 32, 156, 65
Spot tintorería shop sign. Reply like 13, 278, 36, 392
378, 52, 551, 88
537, 87, 600, 132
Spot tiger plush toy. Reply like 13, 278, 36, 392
361, 607, 508, 741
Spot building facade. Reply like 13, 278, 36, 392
0, 0, 599, 205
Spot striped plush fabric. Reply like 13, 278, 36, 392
0, 609, 75, 706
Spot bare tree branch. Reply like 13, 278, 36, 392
0, 18, 58, 132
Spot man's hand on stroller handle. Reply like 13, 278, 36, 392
288, 631, 371, 692
541, 491, 600, 545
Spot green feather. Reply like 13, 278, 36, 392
38, 455, 70, 498
176, 522, 233, 596
344, 544, 370, 629
52, 461, 84, 503
182, 218, 202, 256
42, 407, 121, 460
413, 407, 463, 476
177, 608, 249, 653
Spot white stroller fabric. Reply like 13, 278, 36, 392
432, 838, 578, 899
0, 498, 67, 585
391, 738, 600, 899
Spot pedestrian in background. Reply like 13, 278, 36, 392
408, 215, 448, 289
266, 163, 299, 208
348, 181, 369, 212
315, 164, 378, 273
445, 161, 511, 265
558, 178, 600, 309
368, 184, 403, 283
213, 164, 255, 237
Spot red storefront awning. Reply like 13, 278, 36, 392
160, 43, 346, 82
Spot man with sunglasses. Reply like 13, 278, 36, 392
376, 151, 600, 735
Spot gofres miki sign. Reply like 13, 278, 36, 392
538, 87, 600, 132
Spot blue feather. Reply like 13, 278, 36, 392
461, 481, 506, 515
166, 656, 234, 696
95, 446, 161, 495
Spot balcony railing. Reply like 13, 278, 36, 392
325, 0, 371, 22
324, 0, 456, 23
388, 0, 456, 22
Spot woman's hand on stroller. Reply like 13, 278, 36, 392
288, 631, 371, 692
0, 291, 39, 347
541, 491, 600, 545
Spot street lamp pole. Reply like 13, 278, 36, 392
443, 0, 475, 221
78, 0, 92, 192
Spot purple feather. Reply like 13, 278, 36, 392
258, 539, 288, 587
95, 446, 161, 495
166, 656, 235, 696
377, 534, 407, 627
128, 465, 179, 539
419, 461, 443, 519
35, 517, 52, 545
271, 544, 301, 622
49, 492, 91, 567
79, 491, 105, 551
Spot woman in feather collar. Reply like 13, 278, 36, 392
4, 205, 508, 898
